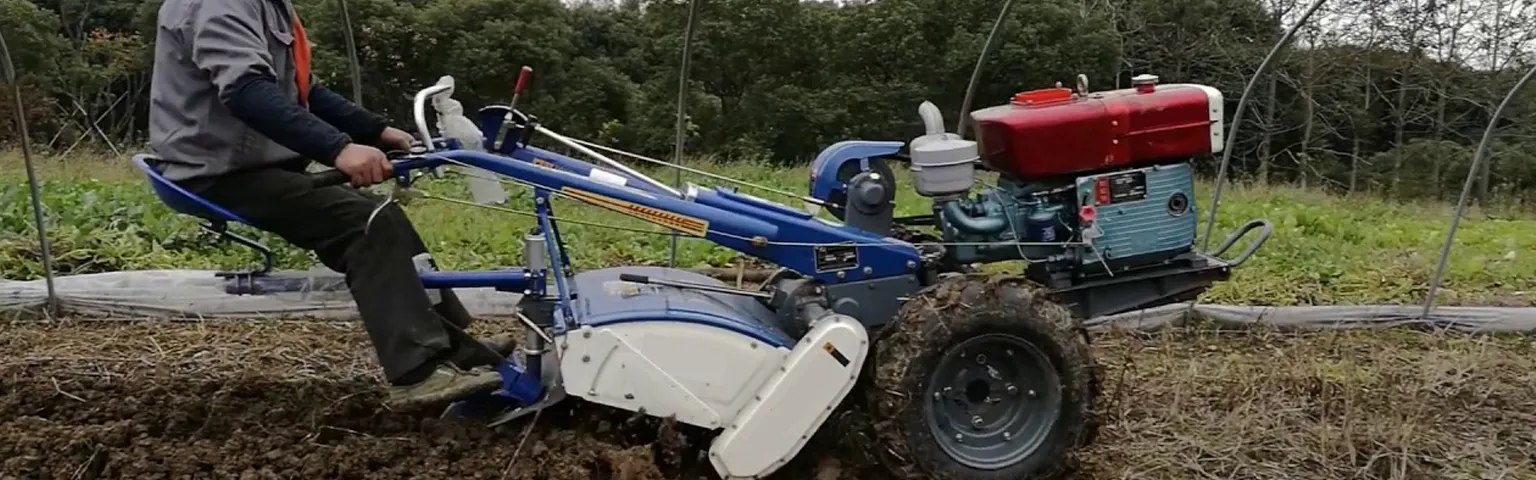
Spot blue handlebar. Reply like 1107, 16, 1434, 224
307, 154, 446, 188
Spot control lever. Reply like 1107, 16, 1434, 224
309, 151, 412, 188
493, 66, 533, 151
618, 273, 771, 299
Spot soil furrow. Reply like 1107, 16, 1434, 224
4, 320, 1535, 479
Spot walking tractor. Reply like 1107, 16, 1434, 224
133, 70, 1270, 479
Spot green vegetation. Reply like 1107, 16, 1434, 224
3, 152, 1531, 307
3, 0, 1536, 206
2, 0, 1533, 306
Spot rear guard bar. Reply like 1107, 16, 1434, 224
1048, 219, 1272, 319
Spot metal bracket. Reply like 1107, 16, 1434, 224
202, 222, 275, 277
487, 388, 568, 428
392, 182, 423, 206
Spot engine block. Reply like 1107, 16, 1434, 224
937, 180, 1071, 266
1075, 162, 1198, 266
936, 162, 1198, 274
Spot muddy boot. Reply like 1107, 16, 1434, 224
385, 364, 502, 410
448, 334, 521, 370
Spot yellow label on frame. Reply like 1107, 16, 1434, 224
561, 187, 710, 237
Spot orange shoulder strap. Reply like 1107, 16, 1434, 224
290, 7, 312, 107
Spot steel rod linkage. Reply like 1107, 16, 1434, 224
668, 0, 703, 268
335, 0, 363, 106
1, 30, 59, 314
956, 0, 1016, 138
1422, 63, 1536, 318
1201, 0, 1329, 251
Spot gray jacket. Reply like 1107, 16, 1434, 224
148, 0, 303, 182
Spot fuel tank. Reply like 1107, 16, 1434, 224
969, 75, 1225, 179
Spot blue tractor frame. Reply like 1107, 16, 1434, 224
131, 96, 948, 417
131, 81, 1272, 477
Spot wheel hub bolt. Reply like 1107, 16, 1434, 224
976, 354, 987, 364
955, 434, 963, 443
971, 415, 983, 427
1003, 432, 1013, 441
1007, 384, 1018, 395
1028, 389, 1037, 398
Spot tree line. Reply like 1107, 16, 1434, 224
2, 0, 1534, 205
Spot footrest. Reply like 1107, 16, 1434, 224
420, 270, 531, 292
222, 271, 351, 295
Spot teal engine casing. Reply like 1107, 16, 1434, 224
937, 162, 1198, 274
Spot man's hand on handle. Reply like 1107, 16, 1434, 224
378, 127, 415, 152
335, 143, 391, 187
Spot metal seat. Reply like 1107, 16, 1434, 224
131, 154, 274, 283
132, 154, 256, 225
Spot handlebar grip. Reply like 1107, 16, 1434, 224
310, 169, 352, 188
514, 66, 533, 95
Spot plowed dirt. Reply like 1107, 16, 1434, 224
0, 319, 860, 480
4, 319, 1535, 479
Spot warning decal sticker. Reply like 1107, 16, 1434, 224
561, 187, 710, 237
823, 341, 851, 367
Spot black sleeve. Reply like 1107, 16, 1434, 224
224, 73, 352, 166
307, 84, 390, 146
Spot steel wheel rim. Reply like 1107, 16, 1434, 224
923, 333, 1062, 469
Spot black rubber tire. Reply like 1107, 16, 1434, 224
864, 273, 1100, 480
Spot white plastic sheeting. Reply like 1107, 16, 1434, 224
1090, 303, 1536, 333
3, 269, 1534, 332
0, 269, 523, 320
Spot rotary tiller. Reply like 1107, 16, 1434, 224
133, 71, 1271, 479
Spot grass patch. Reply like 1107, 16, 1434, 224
1, 150, 1532, 306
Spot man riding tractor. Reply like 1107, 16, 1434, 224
148, 0, 513, 408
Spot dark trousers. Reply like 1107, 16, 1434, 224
181, 160, 495, 383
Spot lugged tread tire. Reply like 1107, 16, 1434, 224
864, 273, 1100, 480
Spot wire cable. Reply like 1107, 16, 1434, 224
417, 162, 1090, 250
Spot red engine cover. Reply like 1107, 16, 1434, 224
969, 80, 1224, 179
